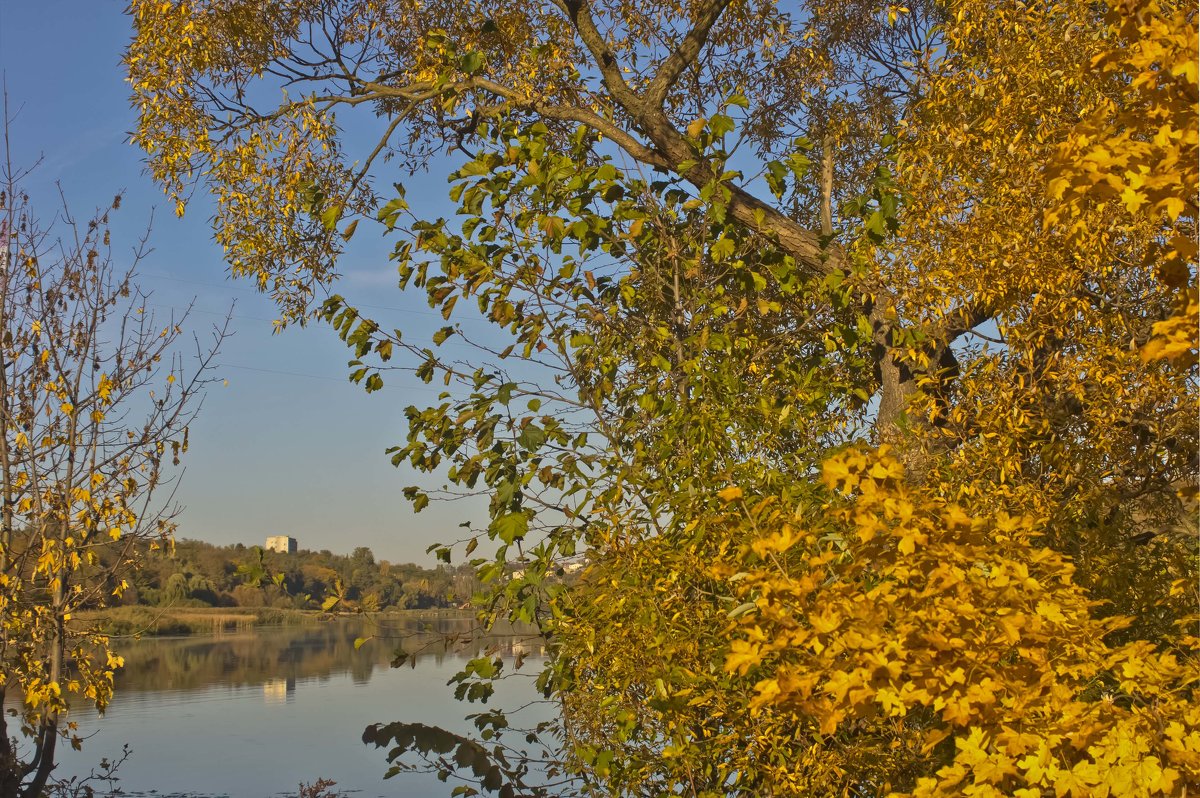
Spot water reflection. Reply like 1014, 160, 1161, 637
262, 677, 294, 704
52, 616, 547, 798
108, 615, 543, 699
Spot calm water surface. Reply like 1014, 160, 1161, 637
52, 617, 548, 798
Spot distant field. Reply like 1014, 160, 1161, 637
76, 605, 477, 637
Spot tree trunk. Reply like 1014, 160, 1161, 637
21, 598, 63, 798
820, 132, 834, 239
0, 693, 19, 798
871, 309, 918, 444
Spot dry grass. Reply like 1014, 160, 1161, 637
75, 606, 318, 637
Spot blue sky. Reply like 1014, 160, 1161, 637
0, 0, 485, 563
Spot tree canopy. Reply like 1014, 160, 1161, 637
127, 0, 1197, 794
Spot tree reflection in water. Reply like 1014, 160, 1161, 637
47, 617, 548, 797
109, 616, 543, 699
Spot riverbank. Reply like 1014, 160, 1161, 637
77, 605, 478, 637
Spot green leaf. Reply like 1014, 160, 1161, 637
460, 52, 483, 74
710, 114, 735, 138
865, 211, 889, 242
377, 196, 409, 230
766, 161, 789, 198
492, 512, 528, 544
787, 152, 812, 178
710, 238, 736, 262
517, 423, 545, 450
319, 203, 342, 231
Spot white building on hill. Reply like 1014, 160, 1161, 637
265, 535, 297, 554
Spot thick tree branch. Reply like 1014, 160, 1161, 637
313, 5, 836, 278
551, 0, 645, 112
942, 299, 995, 343
464, 77, 673, 169
548, 0, 835, 272
726, 186, 834, 269
644, 0, 733, 110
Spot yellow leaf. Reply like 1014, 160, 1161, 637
725, 639, 762, 674
717, 486, 743, 503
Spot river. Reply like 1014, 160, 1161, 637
49, 616, 549, 797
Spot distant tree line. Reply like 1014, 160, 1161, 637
94, 539, 482, 612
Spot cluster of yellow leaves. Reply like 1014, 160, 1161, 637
1046, 0, 1197, 228
125, 0, 588, 321
1045, 0, 1197, 369
883, 0, 1196, 642
1141, 288, 1199, 367
884, 0, 1194, 406
878, 0, 1093, 328
721, 448, 1200, 796
126, 0, 356, 319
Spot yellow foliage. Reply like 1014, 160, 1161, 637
1045, 0, 1198, 370
1142, 287, 1199, 365
1046, 0, 1197, 228
883, 0, 1196, 646
724, 449, 1200, 796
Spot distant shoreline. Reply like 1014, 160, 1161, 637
76, 605, 479, 638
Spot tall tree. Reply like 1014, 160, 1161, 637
126, 0, 951, 431
0, 143, 227, 795
126, 0, 1196, 794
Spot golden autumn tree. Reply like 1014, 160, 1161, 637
125, 0, 1196, 795
0, 150, 226, 797
884, 0, 1197, 641
717, 448, 1198, 797
562, 1, 1198, 793
675, 1, 1196, 793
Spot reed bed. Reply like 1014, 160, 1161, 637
76, 606, 320, 637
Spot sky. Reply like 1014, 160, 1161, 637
0, 0, 486, 563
